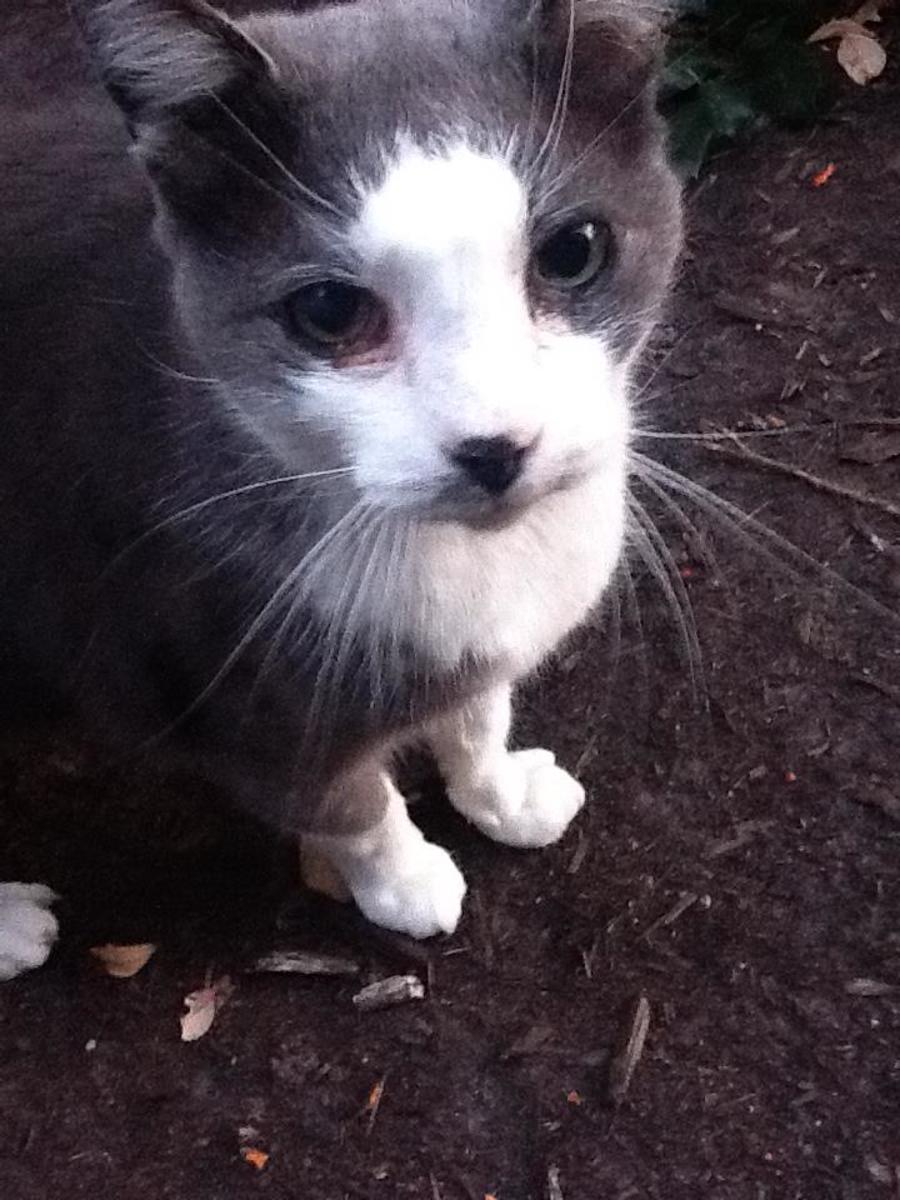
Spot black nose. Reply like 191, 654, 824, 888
450, 436, 530, 496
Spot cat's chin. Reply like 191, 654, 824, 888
425, 469, 593, 531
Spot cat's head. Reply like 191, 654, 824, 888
75, 0, 682, 525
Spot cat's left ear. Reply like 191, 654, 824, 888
70, 0, 278, 127
522, 0, 665, 152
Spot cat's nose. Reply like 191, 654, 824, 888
450, 435, 534, 496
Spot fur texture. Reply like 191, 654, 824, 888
0, 0, 682, 956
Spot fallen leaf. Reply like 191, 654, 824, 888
566, 1089, 583, 1106
180, 975, 234, 1042
89, 943, 156, 979
808, 18, 887, 85
838, 31, 886, 84
240, 1148, 270, 1171
852, 1, 883, 24
809, 17, 873, 43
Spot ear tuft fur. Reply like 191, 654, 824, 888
71, 0, 275, 120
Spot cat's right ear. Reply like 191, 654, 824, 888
70, 0, 277, 127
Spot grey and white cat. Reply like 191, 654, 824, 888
0, 0, 681, 978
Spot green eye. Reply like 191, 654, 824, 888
533, 220, 612, 288
285, 281, 388, 353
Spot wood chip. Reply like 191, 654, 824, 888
707, 820, 775, 859
864, 1155, 894, 1186
249, 950, 359, 977
845, 978, 894, 997
352, 974, 425, 1012
89, 943, 156, 979
607, 994, 651, 1107
503, 1023, 555, 1059
643, 892, 699, 939
547, 1165, 565, 1200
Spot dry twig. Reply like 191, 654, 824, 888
607, 994, 651, 1106
704, 435, 900, 520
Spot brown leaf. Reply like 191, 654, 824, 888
838, 31, 887, 84
852, 1, 884, 24
809, 17, 887, 86
809, 17, 872, 43
89, 943, 156, 979
180, 975, 235, 1042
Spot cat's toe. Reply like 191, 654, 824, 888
0, 883, 59, 981
452, 749, 585, 849
351, 842, 466, 940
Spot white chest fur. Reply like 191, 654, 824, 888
382, 467, 625, 678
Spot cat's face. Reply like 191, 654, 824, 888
80, 0, 682, 526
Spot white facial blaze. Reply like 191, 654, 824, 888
298, 141, 630, 673
356, 145, 539, 438
299, 141, 627, 503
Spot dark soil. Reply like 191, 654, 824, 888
2, 41, 899, 1200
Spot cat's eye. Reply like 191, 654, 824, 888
533, 220, 612, 288
284, 281, 388, 355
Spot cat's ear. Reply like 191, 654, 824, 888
531, 1, 663, 91
525, 1, 666, 155
70, 0, 277, 125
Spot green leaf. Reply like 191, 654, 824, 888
667, 80, 760, 178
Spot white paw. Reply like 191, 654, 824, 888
450, 749, 585, 849
0, 883, 59, 981
351, 841, 466, 940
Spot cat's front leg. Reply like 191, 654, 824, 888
429, 684, 585, 849
304, 761, 466, 939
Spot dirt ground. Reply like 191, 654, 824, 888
2, 41, 899, 1200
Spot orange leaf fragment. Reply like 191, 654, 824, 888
241, 1148, 270, 1171
811, 163, 836, 188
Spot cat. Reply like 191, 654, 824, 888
0, 0, 682, 979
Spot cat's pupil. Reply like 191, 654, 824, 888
290, 282, 364, 342
536, 221, 608, 285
